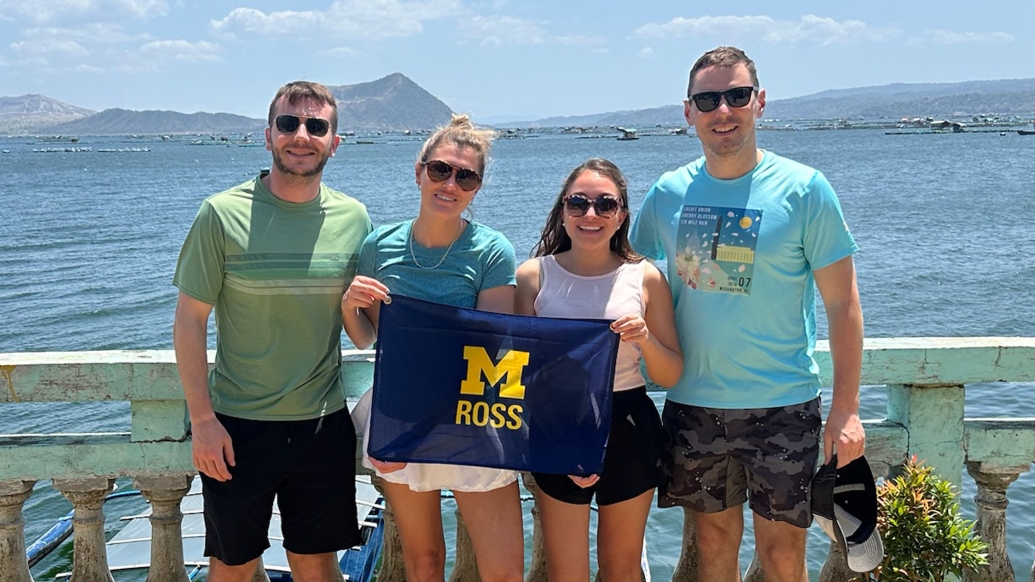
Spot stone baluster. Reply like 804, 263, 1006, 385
522, 473, 547, 582
964, 462, 1026, 582
134, 476, 192, 582
818, 539, 854, 582
54, 477, 115, 582
250, 558, 271, 581
449, 506, 480, 582
0, 480, 36, 582
670, 507, 700, 582
744, 550, 764, 582
371, 476, 405, 582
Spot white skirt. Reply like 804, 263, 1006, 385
351, 389, 517, 493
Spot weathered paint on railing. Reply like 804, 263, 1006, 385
1, 339, 1034, 582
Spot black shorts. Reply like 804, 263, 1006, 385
200, 407, 363, 565
533, 387, 663, 506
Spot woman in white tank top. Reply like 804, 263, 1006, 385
515, 158, 683, 582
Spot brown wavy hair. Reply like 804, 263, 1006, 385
687, 46, 759, 97
268, 81, 339, 136
532, 158, 641, 262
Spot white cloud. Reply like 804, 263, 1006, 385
639, 46, 653, 58
22, 23, 153, 43
466, 15, 546, 46
10, 39, 89, 55
0, 0, 167, 22
464, 15, 606, 48
317, 46, 363, 59
633, 14, 898, 46
75, 63, 105, 72
138, 39, 222, 62
210, 0, 459, 41
909, 29, 1014, 46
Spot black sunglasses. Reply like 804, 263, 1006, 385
423, 159, 482, 192
563, 194, 623, 218
689, 86, 756, 113
274, 114, 331, 137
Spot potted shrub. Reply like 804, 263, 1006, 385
866, 456, 988, 581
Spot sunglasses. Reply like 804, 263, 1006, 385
274, 114, 331, 137
563, 194, 623, 218
689, 86, 756, 113
423, 159, 482, 192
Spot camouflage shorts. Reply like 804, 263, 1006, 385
658, 398, 821, 527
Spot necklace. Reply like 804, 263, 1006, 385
409, 219, 465, 270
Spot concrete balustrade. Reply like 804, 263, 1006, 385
1, 339, 1034, 581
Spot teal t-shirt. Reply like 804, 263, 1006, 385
630, 151, 858, 409
173, 176, 373, 420
357, 220, 516, 307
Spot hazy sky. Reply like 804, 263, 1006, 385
1, 0, 1032, 122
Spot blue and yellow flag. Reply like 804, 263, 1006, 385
368, 295, 619, 475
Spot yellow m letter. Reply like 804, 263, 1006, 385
460, 346, 530, 400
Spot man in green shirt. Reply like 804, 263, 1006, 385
173, 81, 372, 582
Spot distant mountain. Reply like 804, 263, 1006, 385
500, 78, 1035, 127
764, 78, 1035, 119
329, 73, 453, 131
44, 108, 266, 135
0, 94, 95, 134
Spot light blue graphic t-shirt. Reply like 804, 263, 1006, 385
630, 151, 858, 409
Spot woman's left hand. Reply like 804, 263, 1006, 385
610, 313, 650, 346
568, 474, 600, 488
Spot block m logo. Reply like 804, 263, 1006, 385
460, 346, 529, 400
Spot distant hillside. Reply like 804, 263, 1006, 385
44, 108, 266, 135
329, 73, 453, 131
502, 78, 1035, 127
765, 78, 1035, 119
0, 94, 95, 134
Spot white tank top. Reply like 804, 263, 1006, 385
533, 255, 647, 391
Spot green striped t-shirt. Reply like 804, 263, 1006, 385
174, 176, 372, 420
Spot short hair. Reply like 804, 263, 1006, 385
416, 114, 495, 176
532, 158, 640, 262
268, 81, 339, 136
687, 46, 759, 97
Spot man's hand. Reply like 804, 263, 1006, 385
191, 416, 236, 481
823, 407, 865, 467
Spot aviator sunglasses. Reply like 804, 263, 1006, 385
423, 159, 483, 192
689, 86, 756, 113
274, 114, 331, 137
563, 194, 623, 218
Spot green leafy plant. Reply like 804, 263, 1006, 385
865, 456, 988, 581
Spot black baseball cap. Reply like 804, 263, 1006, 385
812, 455, 885, 572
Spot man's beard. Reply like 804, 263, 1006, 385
271, 147, 331, 180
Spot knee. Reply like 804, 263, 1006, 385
477, 562, 523, 582
404, 549, 446, 582
693, 519, 739, 555
598, 559, 645, 582
755, 540, 806, 580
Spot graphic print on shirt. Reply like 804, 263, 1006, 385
674, 205, 762, 295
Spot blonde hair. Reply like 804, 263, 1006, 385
416, 114, 495, 175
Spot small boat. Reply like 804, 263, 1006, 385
29, 477, 384, 581
617, 127, 639, 141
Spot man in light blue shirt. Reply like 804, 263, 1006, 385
630, 46, 865, 582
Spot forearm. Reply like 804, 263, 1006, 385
640, 335, 684, 388
173, 314, 216, 423
826, 301, 864, 414
343, 306, 377, 349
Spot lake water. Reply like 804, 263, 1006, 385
2, 128, 1034, 580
